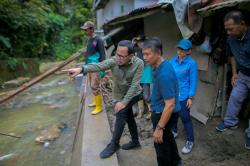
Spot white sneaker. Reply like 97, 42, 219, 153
88, 103, 96, 107
182, 141, 194, 154
172, 131, 178, 138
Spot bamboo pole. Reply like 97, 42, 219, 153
221, 64, 228, 119
0, 25, 125, 105
0, 48, 86, 104
0, 153, 15, 161
0, 132, 22, 138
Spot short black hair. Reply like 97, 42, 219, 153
141, 37, 163, 54
224, 10, 245, 24
118, 40, 135, 54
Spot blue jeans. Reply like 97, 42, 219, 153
172, 99, 194, 142
224, 72, 250, 138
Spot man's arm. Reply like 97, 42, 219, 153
63, 58, 115, 78
153, 98, 175, 143
153, 71, 177, 143
230, 57, 237, 76
82, 58, 115, 74
97, 38, 106, 62
158, 99, 175, 127
226, 42, 238, 86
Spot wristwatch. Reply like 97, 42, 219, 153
156, 124, 165, 130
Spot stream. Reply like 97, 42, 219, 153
0, 75, 79, 166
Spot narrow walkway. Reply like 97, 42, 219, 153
81, 84, 119, 166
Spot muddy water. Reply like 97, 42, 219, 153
0, 75, 79, 166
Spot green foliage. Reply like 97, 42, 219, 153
7, 58, 18, 71
0, 0, 94, 66
0, 35, 11, 49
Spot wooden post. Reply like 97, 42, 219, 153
0, 132, 22, 139
221, 64, 228, 119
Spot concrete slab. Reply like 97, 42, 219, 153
81, 88, 119, 166
191, 80, 216, 124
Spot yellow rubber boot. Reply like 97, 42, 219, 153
91, 95, 102, 115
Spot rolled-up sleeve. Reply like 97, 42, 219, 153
97, 38, 106, 62
82, 58, 115, 74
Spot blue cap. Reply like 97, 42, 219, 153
177, 39, 192, 50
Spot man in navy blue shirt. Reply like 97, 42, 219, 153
216, 11, 250, 150
142, 37, 182, 166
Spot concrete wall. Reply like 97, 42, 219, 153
144, 11, 209, 71
96, 0, 158, 28
96, 9, 104, 29
134, 0, 158, 8
100, 0, 133, 25
144, 11, 217, 122
144, 11, 181, 59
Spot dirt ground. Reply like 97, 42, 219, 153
107, 110, 250, 166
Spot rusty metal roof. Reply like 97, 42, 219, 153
197, 0, 250, 16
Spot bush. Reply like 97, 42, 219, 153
0, 0, 93, 65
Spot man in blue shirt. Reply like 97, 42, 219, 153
142, 37, 182, 166
169, 39, 198, 154
215, 11, 250, 150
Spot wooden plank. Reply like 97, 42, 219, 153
190, 110, 209, 124
190, 80, 215, 125
210, 65, 224, 117
0, 132, 21, 139
221, 64, 228, 119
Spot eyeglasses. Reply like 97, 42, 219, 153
116, 53, 130, 59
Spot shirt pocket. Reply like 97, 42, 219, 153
125, 68, 135, 85
177, 68, 188, 81
112, 67, 124, 80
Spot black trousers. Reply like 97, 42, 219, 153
151, 112, 181, 166
111, 94, 142, 144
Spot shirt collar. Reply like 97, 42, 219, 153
118, 56, 135, 68
130, 56, 135, 64
175, 55, 190, 64
153, 60, 166, 73
91, 34, 97, 39
239, 27, 250, 41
